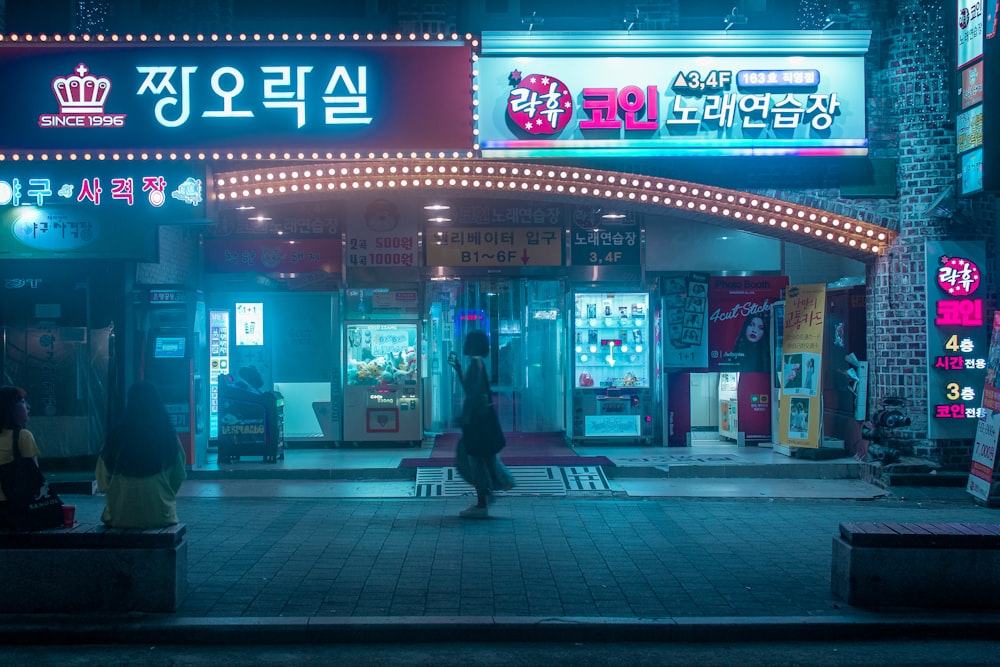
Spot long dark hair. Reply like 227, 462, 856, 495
101, 381, 179, 476
732, 315, 770, 372
0, 386, 27, 431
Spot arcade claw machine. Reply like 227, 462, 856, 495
569, 291, 655, 443
343, 321, 421, 445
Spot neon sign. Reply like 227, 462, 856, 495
478, 31, 870, 158
0, 44, 472, 154
0, 164, 207, 221
926, 241, 988, 438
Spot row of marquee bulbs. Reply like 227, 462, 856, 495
213, 164, 886, 253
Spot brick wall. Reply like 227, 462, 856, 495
720, 0, 998, 469
869, 0, 993, 468
135, 226, 201, 287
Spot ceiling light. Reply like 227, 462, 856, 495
723, 6, 749, 31
424, 204, 451, 211
427, 217, 451, 223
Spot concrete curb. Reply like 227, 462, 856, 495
1, 614, 998, 645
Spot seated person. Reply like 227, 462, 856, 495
96, 381, 186, 529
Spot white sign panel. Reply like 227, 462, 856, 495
968, 410, 999, 500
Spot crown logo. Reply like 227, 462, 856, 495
51, 63, 111, 114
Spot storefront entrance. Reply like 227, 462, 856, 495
425, 278, 566, 435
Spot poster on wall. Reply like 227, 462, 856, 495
707, 276, 788, 373
778, 284, 827, 449
969, 312, 1000, 504
662, 272, 710, 369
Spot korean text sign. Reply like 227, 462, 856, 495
968, 312, 1000, 503
926, 240, 988, 439
0, 43, 472, 153
778, 283, 826, 449
426, 227, 562, 267
477, 32, 869, 157
0, 163, 207, 222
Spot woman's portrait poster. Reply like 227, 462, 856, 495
707, 276, 788, 373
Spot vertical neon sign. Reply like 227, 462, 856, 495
208, 310, 230, 438
926, 241, 988, 438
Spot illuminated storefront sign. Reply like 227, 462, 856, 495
570, 211, 640, 267
956, 0, 998, 195
0, 201, 158, 259
962, 61, 985, 108
346, 199, 419, 269
958, 0, 985, 69
426, 227, 562, 267
0, 164, 207, 221
961, 147, 985, 194
926, 241, 988, 439
204, 238, 342, 274
235, 302, 264, 347
0, 43, 472, 154
957, 105, 984, 153
477, 31, 869, 157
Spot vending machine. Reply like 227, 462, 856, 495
569, 291, 654, 443
343, 321, 421, 444
718, 372, 740, 441
136, 287, 209, 467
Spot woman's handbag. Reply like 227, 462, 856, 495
459, 362, 507, 457
0, 427, 64, 531
461, 399, 506, 457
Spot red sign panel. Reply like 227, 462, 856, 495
204, 238, 342, 274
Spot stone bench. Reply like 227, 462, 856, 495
0, 523, 187, 613
831, 521, 1000, 608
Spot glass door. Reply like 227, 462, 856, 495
425, 278, 565, 435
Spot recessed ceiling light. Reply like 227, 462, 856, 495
427, 217, 451, 223
424, 204, 451, 211
249, 215, 272, 222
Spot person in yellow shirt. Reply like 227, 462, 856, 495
0, 386, 41, 528
96, 381, 186, 529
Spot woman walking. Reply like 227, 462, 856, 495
448, 330, 514, 519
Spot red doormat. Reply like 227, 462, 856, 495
399, 432, 614, 468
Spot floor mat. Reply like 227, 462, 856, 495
428, 432, 576, 459
401, 455, 613, 468
610, 454, 753, 465
414, 465, 610, 497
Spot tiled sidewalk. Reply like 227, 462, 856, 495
60, 490, 992, 619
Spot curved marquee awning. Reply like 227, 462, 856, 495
212, 158, 894, 262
